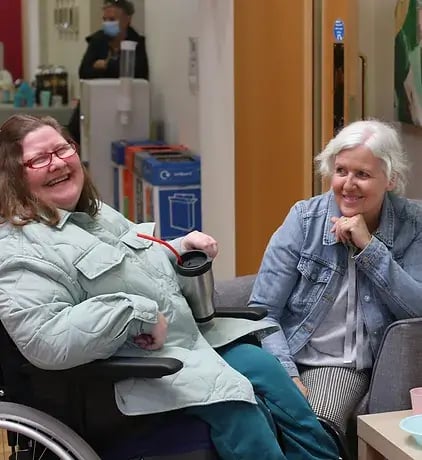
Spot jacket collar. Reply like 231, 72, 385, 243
323, 191, 394, 248
55, 209, 95, 229
55, 210, 72, 229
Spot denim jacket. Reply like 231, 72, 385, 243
249, 191, 422, 377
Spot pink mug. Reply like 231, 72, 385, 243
410, 388, 422, 415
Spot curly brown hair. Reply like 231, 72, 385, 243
0, 114, 100, 226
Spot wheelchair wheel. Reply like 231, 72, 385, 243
0, 402, 100, 460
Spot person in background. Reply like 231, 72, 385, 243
68, 0, 148, 143
249, 119, 422, 435
79, 0, 148, 80
0, 114, 339, 460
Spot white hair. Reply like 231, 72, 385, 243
315, 120, 409, 195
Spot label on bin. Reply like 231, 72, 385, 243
137, 153, 201, 186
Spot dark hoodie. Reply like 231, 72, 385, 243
78, 26, 149, 80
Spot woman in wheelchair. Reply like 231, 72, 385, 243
0, 114, 338, 460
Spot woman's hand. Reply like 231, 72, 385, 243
330, 214, 372, 249
181, 231, 218, 258
93, 59, 108, 70
134, 313, 168, 350
292, 377, 308, 399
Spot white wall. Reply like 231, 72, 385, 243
144, 0, 200, 150
198, 1, 235, 279
145, 0, 235, 279
130, 0, 146, 35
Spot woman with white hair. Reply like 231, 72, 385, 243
249, 119, 422, 433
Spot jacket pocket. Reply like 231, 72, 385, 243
74, 243, 125, 280
297, 256, 334, 283
120, 231, 153, 251
288, 256, 335, 315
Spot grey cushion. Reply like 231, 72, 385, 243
367, 317, 422, 414
214, 275, 256, 309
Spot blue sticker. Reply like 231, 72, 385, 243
333, 19, 345, 41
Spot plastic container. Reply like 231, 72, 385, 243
53, 65, 68, 105
399, 414, 422, 446
119, 40, 137, 78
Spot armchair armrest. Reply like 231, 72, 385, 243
22, 357, 183, 383
367, 317, 422, 414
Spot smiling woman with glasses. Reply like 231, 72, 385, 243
0, 114, 98, 225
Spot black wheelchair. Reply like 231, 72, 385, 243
0, 305, 350, 460
0, 306, 267, 460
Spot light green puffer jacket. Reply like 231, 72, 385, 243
0, 203, 278, 415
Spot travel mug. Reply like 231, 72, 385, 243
175, 250, 216, 323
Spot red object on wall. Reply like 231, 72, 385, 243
0, 0, 23, 80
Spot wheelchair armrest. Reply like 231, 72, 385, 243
22, 356, 183, 382
215, 306, 267, 321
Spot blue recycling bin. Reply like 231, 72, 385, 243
136, 151, 202, 239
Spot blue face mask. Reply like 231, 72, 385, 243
102, 21, 120, 37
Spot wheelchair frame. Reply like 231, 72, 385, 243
0, 307, 267, 460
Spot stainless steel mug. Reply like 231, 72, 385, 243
175, 250, 215, 323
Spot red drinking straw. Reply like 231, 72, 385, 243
136, 233, 183, 265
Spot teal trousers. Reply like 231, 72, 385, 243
187, 343, 339, 460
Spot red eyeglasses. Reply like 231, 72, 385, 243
23, 143, 77, 169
